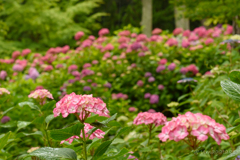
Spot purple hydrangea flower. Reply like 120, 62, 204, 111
156, 65, 165, 73
104, 82, 112, 88
148, 77, 155, 83
83, 86, 91, 91
144, 72, 152, 77
144, 93, 151, 99
13, 64, 24, 72
1, 116, 10, 124
137, 80, 144, 87
150, 94, 159, 104
158, 84, 164, 90
168, 63, 176, 71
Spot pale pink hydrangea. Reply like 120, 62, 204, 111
60, 123, 105, 144
158, 112, 229, 147
133, 112, 167, 127
53, 93, 110, 120
28, 89, 53, 105
0, 88, 10, 95
152, 28, 162, 35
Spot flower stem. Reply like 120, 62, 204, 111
148, 124, 152, 146
82, 127, 87, 160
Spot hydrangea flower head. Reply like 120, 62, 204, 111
158, 112, 229, 147
0, 88, 10, 95
28, 89, 53, 105
53, 93, 110, 121
133, 112, 167, 127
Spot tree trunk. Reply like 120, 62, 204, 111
233, 16, 240, 34
174, 5, 190, 30
141, 0, 152, 37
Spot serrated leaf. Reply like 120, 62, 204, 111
17, 121, 31, 131
27, 147, 77, 160
0, 132, 11, 150
45, 114, 55, 124
18, 102, 40, 111
221, 79, 240, 102
229, 70, 240, 84
41, 101, 56, 111
49, 123, 84, 141
92, 140, 113, 160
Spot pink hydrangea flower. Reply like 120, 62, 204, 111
205, 38, 214, 45
98, 28, 109, 36
0, 70, 7, 80
133, 112, 167, 127
0, 88, 10, 95
28, 89, 53, 105
22, 49, 31, 56
182, 30, 191, 37
53, 93, 110, 120
75, 31, 84, 40
165, 38, 178, 46
186, 64, 199, 75
173, 28, 183, 36
158, 112, 229, 147
182, 39, 190, 48
60, 123, 105, 144
12, 51, 21, 59
152, 28, 162, 35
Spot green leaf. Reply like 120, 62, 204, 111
45, 114, 55, 124
92, 140, 113, 160
234, 118, 240, 125
85, 114, 99, 123
49, 123, 84, 141
27, 147, 77, 160
229, 70, 240, 84
99, 148, 129, 160
0, 121, 17, 128
224, 146, 240, 159
90, 122, 107, 128
16, 131, 43, 138
226, 125, 240, 133
17, 121, 31, 131
115, 127, 131, 138
87, 138, 101, 151
18, 102, 40, 111
87, 113, 117, 136
32, 117, 44, 124
41, 100, 56, 111
0, 132, 11, 150
1, 107, 14, 116
221, 79, 240, 102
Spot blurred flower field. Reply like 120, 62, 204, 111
1, 24, 240, 160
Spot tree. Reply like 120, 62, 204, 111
141, 0, 152, 37
0, 0, 106, 54
173, 0, 240, 33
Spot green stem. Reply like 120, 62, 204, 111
148, 124, 152, 146
82, 127, 87, 160
44, 129, 51, 147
